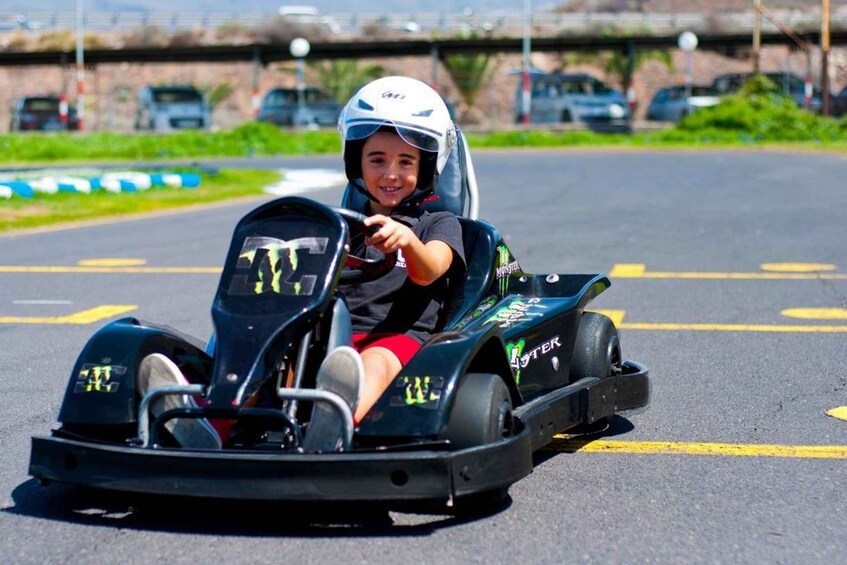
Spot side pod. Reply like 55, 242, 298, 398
57, 317, 211, 426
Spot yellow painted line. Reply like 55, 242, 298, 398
591, 310, 847, 333
78, 258, 147, 267
761, 262, 836, 272
590, 309, 625, 326
826, 407, 847, 422
0, 266, 219, 274
550, 438, 847, 459
609, 263, 847, 281
782, 308, 847, 320
0, 305, 137, 325
620, 322, 847, 332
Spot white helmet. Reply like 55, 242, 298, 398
339, 76, 456, 203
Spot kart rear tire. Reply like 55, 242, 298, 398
444, 373, 513, 449
569, 312, 622, 383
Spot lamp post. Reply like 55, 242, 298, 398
75, 0, 85, 131
289, 37, 311, 128
521, 0, 532, 125
677, 31, 698, 98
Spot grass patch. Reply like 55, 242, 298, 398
0, 168, 280, 233
0, 123, 339, 164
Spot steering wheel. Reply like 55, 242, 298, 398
331, 207, 397, 282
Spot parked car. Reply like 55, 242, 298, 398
256, 87, 343, 128
10, 95, 79, 131
831, 85, 847, 117
514, 72, 631, 132
646, 84, 722, 122
135, 84, 211, 132
711, 71, 827, 113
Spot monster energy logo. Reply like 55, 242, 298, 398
496, 245, 520, 295
74, 364, 126, 393
228, 236, 328, 296
390, 375, 444, 409
505, 339, 526, 384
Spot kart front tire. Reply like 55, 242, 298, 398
444, 373, 513, 449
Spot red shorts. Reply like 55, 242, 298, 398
352, 333, 421, 365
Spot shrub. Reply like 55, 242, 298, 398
669, 74, 847, 143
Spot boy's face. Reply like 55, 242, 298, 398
361, 131, 420, 212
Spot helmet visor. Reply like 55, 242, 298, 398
345, 119, 441, 153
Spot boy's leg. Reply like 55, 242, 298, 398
357, 347, 402, 422
352, 333, 422, 422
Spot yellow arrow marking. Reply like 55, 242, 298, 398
77, 258, 148, 267
826, 407, 847, 422
0, 305, 137, 325
549, 438, 847, 459
781, 308, 847, 320
0, 266, 219, 274
610, 263, 847, 280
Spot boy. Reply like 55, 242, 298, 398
303, 76, 466, 450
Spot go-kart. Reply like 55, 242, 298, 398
29, 131, 649, 512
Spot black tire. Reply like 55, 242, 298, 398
444, 373, 513, 449
569, 312, 622, 383
561, 109, 572, 122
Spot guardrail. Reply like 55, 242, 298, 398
0, 9, 831, 36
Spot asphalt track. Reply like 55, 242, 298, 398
1, 149, 845, 563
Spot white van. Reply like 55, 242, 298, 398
278, 5, 340, 33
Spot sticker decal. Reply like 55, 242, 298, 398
390, 375, 444, 409
506, 339, 526, 384
485, 298, 547, 329
228, 236, 328, 296
73, 364, 127, 393
495, 245, 521, 295
452, 295, 498, 331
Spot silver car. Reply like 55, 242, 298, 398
256, 87, 343, 128
646, 85, 722, 122
135, 85, 211, 132
514, 72, 631, 133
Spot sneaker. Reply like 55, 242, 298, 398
137, 353, 222, 450
301, 346, 363, 453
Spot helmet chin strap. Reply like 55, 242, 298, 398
351, 178, 381, 204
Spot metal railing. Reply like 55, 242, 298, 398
0, 9, 831, 36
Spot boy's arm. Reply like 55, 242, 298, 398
364, 215, 454, 286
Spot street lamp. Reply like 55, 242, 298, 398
677, 31, 698, 98
289, 37, 311, 128
75, 0, 85, 131
521, 0, 532, 125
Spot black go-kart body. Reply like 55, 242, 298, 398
29, 133, 649, 512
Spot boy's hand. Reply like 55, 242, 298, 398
363, 214, 454, 286
364, 215, 416, 253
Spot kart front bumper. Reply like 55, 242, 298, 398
29, 427, 533, 505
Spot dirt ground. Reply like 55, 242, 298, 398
1, 44, 845, 134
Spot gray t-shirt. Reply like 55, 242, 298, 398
342, 210, 466, 343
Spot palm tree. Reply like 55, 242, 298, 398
308, 59, 387, 103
